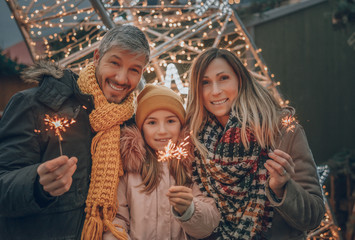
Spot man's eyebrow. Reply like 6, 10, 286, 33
133, 64, 144, 70
110, 55, 144, 70
110, 55, 121, 60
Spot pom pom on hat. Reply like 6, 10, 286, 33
135, 84, 185, 131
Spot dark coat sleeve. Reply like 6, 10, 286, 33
0, 92, 56, 217
265, 124, 325, 231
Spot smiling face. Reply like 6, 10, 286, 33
94, 47, 146, 104
201, 57, 240, 127
142, 110, 181, 152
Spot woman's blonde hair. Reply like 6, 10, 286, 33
186, 48, 284, 158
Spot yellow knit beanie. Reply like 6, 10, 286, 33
136, 84, 185, 131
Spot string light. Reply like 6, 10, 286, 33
306, 165, 341, 239
10, 0, 282, 104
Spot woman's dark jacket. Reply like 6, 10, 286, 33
0, 63, 94, 239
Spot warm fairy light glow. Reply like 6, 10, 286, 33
8, 0, 282, 103
10, 0, 284, 109
157, 136, 190, 162
306, 165, 341, 240
281, 115, 298, 133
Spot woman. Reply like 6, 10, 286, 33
186, 48, 325, 240
104, 84, 220, 240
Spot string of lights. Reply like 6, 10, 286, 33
306, 165, 341, 240
6, 0, 284, 104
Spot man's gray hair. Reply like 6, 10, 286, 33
98, 24, 150, 65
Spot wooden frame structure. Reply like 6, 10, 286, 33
6, 0, 284, 103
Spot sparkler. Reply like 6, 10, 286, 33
42, 114, 76, 155
281, 115, 298, 133
157, 136, 190, 162
270, 114, 298, 151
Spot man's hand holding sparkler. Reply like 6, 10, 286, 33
264, 149, 295, 198
167, 186, 194, 216
37, 156, 78, 196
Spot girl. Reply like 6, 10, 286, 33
186, 48, 325, 240
104, 84, 220, 240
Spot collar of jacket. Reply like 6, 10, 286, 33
35, 69, 94, 112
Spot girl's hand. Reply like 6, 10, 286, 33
264, 149, 295, 198
166, 186, 193, 216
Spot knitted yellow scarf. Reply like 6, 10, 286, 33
77, 63, 133, 240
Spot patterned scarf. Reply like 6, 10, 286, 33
192, 114, 273, 240
77, 63, 133, 240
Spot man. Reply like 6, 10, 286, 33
0, 25, 150, 239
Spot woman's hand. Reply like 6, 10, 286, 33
264, 149, 295, 198
166, 186, 193, 216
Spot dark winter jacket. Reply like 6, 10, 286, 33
0, 62, 95, 239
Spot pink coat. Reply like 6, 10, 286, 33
103, 126, 220, 240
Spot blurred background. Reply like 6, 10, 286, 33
1, 0, 354, 239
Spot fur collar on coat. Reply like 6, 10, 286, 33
120, 125, 146, 173
21, 61, 66, 84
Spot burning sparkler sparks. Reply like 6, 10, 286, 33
281, 115, 298, 133
157, 136, 190, 162
42, 114, 76, 155
270, 114, 299, 151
